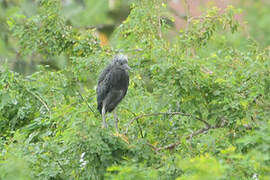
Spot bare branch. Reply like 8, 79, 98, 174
124, 112, 228, 152
125, 112, 210, 134
146, 143, 157, 150
115, 48, 144, 53
196, 117, 211, 128
77, 90, 98, 118
187, 16, 220, 23
156, 126, 210, 152
156, 119, 227, 152
187, 126, 211, 140
155, 142, 180, 151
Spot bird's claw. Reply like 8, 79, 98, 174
102, 123, 108, 128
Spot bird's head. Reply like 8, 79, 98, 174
112, 54, 131, 71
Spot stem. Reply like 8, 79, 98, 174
25, 88, 51, 119
77, 90, 98, 118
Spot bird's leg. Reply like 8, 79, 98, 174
102, 104, 107, 128
114, 110, 119, 132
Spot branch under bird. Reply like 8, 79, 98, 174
96, 54, 131, 131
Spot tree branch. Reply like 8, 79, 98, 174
187, 126, 211, 140
136, 118, 144, 138
156, 118, 227, 151
77, 90, 98, 118
125, 112, 210, 134
14, 79, 51, 119
56, 159, 66, 174
115, 48, 143, 53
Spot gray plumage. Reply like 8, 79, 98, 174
96, 54, 130, 129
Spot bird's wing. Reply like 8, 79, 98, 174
104, 68, 129, 112
98, 64, 112, 84
97, 67, 112, 113
110, 68, 129, 98
97, 67, 129, 113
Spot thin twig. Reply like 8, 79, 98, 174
15, 78, 51, 118
85, 24, 114, 30
155, 141, 181, 151
183, 0, 191, 26
158, 15, 162, 38
115, 48, 144, 53
26, 89, 51, 119
187, 16, 220, 23
125, 112, 210, 134
56, 159, 66, 174
196, 117, 211, 127
146, 143, 157, 150
77, 90, 98, 118
48, 150, 66, 174
136, 119, 144, 138
184, 0, 191, 56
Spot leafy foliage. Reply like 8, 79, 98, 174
8, 0, 100, 57
1, 0, 270, 179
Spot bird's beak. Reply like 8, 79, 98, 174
124, 64, 131, 70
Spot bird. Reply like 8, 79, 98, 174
96, 54, 131, 130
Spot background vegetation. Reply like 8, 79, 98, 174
0, 0, 270, 179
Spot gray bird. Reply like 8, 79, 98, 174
96, 54, 130, 130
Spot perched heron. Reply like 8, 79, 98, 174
96, 54, 130, 130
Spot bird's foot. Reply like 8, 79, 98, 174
102, 123, 108, 128
115, 126, 119, 133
